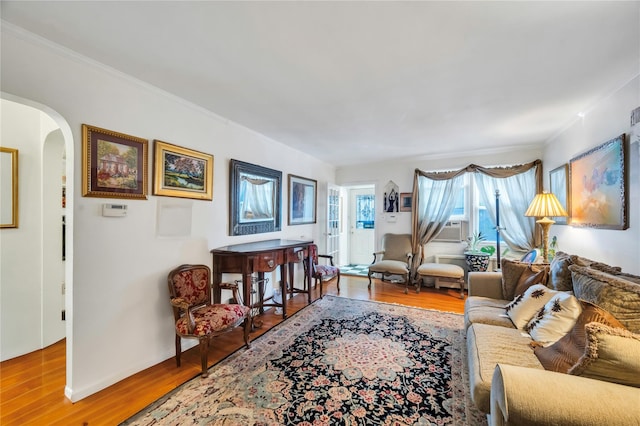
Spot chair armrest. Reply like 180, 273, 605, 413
468, 272, 504, 299
491, 364, 640, 426
318, 254, 335, 266
372, 250, 385, 263
170, 297, 196, 333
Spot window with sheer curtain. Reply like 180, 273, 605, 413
410, 160, 542, 271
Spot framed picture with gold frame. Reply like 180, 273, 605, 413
569, 134, 627, 229
82, 124, 148, 199
1, 147, 19, 228
153, 140, 213, 200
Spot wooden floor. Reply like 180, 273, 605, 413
0, 276, 465, 426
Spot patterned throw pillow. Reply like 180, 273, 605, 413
501, 259, 549, 300
525, 292, 583, 346
568, 323, 640, 388
505, 284, 557, 329
534, 301, 625, 373
570, 265, 640, 333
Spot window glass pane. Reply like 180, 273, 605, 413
356, 195, 375, 229
478, 198, 503, 243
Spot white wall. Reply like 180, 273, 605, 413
542, 76, 640, 273
1, 27, 334, 401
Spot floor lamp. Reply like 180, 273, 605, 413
524, 192, 568, 262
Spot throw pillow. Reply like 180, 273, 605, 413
501, 259, 549, 301
525, 292, 583, 346
534, 301, 625, 373
548, 251, 574, 292
513, 266, 549, 298
570, 265, 640, 333
505, 284, 557, 329
568, 322, 640, 388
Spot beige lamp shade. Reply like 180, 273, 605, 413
525, 192, 568, 263
524, 192, 568, 218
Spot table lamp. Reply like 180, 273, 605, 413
524, 192, 568, 262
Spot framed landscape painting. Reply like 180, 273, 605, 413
153, 140, 213, 200
288, 174, 317, 225
82, 124, 148, 199
569, 134, 627, 229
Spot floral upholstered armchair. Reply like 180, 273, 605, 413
168, 264, 251, 377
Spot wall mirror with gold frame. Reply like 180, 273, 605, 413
1, 147, 19, 228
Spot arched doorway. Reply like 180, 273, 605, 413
0, 94, 74, 398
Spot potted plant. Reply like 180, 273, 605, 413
464, 232, 494, 272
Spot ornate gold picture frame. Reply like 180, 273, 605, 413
82, 124, 148, 199
153, 140, 213, 200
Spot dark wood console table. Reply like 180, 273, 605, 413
210, 239, 313, 319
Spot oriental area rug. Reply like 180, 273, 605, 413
123, 296, 487, 426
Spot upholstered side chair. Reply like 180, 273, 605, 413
368, 233, 414, 293
304, 244, 340, 297
168, 264, 251, 377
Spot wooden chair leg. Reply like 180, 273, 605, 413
367, 271, 373, 289
199, 337, 209, 378
175, 335, 182, 367
336, 271, 340, 292
243, 317, 252, 348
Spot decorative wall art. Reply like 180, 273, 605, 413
383, 180, 399, 212
0, 147, 19, 228
569, 134, 628, 229
288, 174, 317, 225
82, 124, 148, 199
153, 140, 213, 200
229, 159, 282, 236
549, 164, 569, 224
399, 192, 412, 212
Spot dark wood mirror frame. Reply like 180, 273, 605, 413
229, 159, 282, 236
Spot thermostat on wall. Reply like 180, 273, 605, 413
102, 203, 128, 217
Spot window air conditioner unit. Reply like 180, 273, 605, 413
432, 221, 465, 242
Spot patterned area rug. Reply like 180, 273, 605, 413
123, 296, 487, 425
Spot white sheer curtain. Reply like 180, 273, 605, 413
411, 172, 464, 270
475, 168, 537, 251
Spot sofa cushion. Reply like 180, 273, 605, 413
506, 284, 558, 329
570, 265, 640, 333
534, 301, 624, 373
524, 292, 582, 346
464, 296, 513, 330
501, 259, 549, 300
569, 323, 640, 388
548, 251, 574, 291
467, 323, 543, 413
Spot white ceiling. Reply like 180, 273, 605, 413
2, 1, 639, 167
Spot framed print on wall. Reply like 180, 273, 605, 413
153, 140, 213, 200
399, 192, 412, 212
82, 124, 148, 199
549, 164, 569, 224
288, 174, 317, 225
229, 159, 282, 236
569, 134, 627, 229
1, 147, 19, 228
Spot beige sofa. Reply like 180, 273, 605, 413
464, 253, 640, 426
